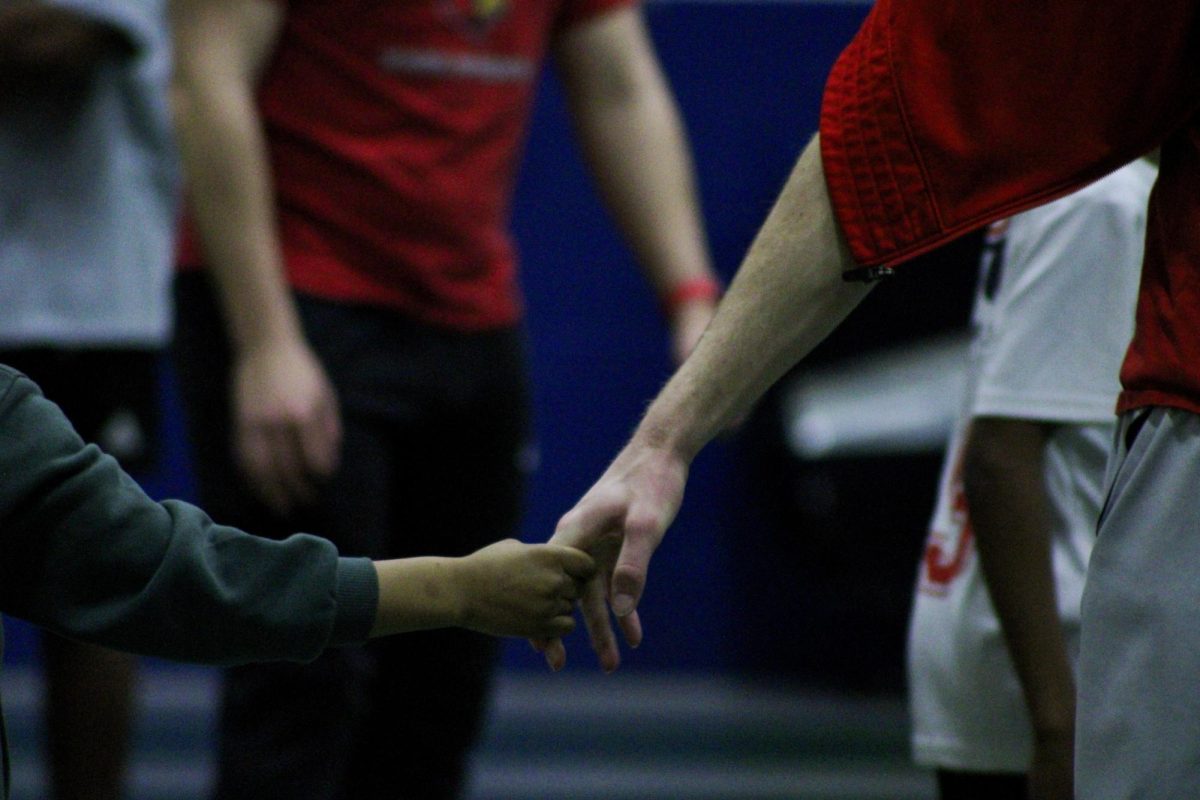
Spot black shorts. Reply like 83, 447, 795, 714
0, 347, 161, 474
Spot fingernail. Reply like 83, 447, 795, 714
612, 594, 634, 617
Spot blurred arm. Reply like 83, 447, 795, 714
554, 7, 719, 362
171, 0, 292, 356
171, 0, 341, 515
963, 417, 1075, 796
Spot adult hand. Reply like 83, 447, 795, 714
537, 438, 689, 672
233, 339, 341, 516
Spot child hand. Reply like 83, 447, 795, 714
454, 540, 595, 639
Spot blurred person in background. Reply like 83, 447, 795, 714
168, 0, 720, 797
908, 160, 1154, 800
0, 1, 177, 797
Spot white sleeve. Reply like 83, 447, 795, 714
970, 169, 1149, 424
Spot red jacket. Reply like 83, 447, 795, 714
820, 1, 1200, 414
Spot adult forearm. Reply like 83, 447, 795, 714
568, 65, 714, 293
963, 419, 1076, 736
546, 136, 870, 669
173, 82, 302, 354
633, 136, 870, 461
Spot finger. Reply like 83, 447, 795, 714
542, 638, 566, 672
548, 615, 576, 638
616, 608, 643, 649
609, 531, 656, 618
551, 485, 627, 548
558, 575, 583, 602
528, 638, 549, 653
238, 426, 292, 516
272, 424, 318, 508
554, 546, 596, 581
608, 491, 672, 617
579, 576, 620, 673
297, 399, 342, 479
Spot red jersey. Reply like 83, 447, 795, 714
180, 0, 631, 330
819, 1, 1200, 415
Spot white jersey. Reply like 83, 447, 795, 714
907, 161, 1156, 772
0, 0, 177, 347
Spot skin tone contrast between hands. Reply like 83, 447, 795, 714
371, 540, 596, 641
540, 135, 872, 672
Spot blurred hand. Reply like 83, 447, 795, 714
454, 540, 596, 639
233, 339, 341, 516
536, 440, 689, 672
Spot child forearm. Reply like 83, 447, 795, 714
369, 541, 594, 641
369, 558, 464, 638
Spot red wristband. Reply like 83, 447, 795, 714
662, 276, 722, 316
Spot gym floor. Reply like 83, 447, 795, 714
1, 665, 934, 800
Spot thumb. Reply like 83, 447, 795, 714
610, 535, 654, 618
609, 499, 668, 617
555, 546, 596, 581
552, 484, 628, 548
298, 401, 342, 477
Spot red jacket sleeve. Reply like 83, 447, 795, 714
820, 0, 1200, 274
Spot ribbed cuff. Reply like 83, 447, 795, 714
329, 557, 379, 646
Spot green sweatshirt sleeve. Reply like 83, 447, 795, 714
0, 367, 378, 665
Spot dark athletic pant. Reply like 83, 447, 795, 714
936, 769, 1028, 800
172, 273, 531, 800
0, 348, 161, 474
